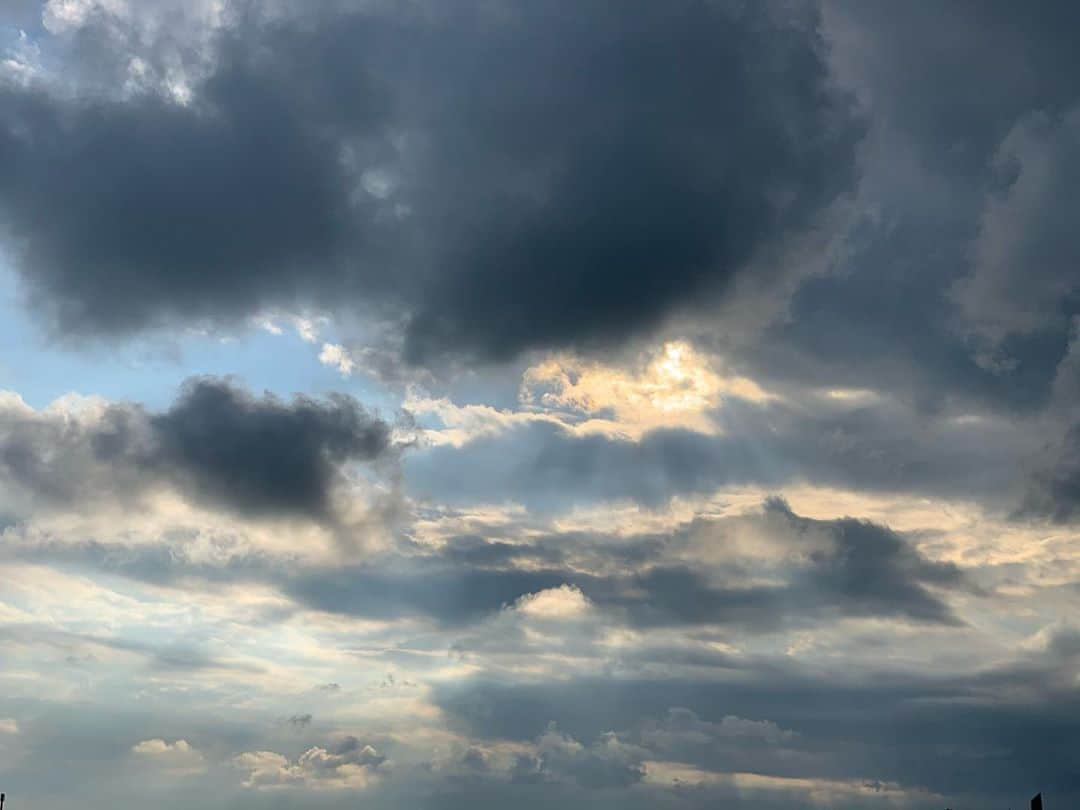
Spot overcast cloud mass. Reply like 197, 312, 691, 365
0, 1, 1078, 808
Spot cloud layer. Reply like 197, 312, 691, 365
0, 0, 860, 362
0, 377, 395, 520
2, 1, 1080, 809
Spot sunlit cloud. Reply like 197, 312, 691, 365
132, 739, 206, 775
522, 340, 772, 438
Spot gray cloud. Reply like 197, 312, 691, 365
1021, 420, 1080, 522
406, 395, 1030, 512
954, 109, 1080, 345
4, 498, 966, 629
517, 725, 646, 789
148, 377, 393, 519
287, 714, 312, 729
0, 621, 262, 675
434, 629, 1080, 806
0, 376, 394, 520
703, 0, 1080, 418
0, 0, 861, 363
764, 497, 963, 624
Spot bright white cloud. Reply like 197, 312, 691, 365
319, 343, 356, 376
132, 739, 205, 774
513, 585, 592, 620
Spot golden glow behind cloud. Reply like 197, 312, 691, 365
521, 340, 772, 439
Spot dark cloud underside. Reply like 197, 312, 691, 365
0, 0, 861, 362
0, 377, 392, 519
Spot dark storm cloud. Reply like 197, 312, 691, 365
393, 0, 861, 363
729, 1, 1080, 517
0, 49, 361, 335
736, 217, 1071, 415
149, 377, 393, 518
764, 497, 962, 624
0, 0, 862, 362
826, 0, 1080, 170
0, 376, 394, 519
1021, 420, 1080, 522
711, 0, 1080, 417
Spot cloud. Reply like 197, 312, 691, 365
522, 724, 647, 789
703, 0, 1080, 417
275, 499, 966, 629
148, 377, 394, 519
4, 6, 1080, 810
955, 108, 1080, 345
642, 708, 795, 751
517, 341, 770, 439
319, 343, 356, 376
762, 496, 964, 625
0, 0, 861, 365
433, 634, 1080, 805
512, 585, 591, 621
0, 376, 396, 521
132, 738, 205, 774
406, 391, 1029, 512
1020, 418, 1080, 522
2, 494, 965, 631
234, 737, 385, 790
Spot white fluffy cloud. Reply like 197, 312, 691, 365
513, 585, 592, 620
132, 739, 205, 775
234, 738, 386, 790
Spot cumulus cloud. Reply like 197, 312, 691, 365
512, 585, 591, 621
234, 737, 385, 790
149, 377, 394, 519
511, 724, 646, 789
132, 738, 205, 774
0, 376, 396, 521
0, 0, 861, 365
761, 496, 965, 625
318, 343, 355, 377
642, 708, 795, 752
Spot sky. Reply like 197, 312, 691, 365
0, 1, 1078, 808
